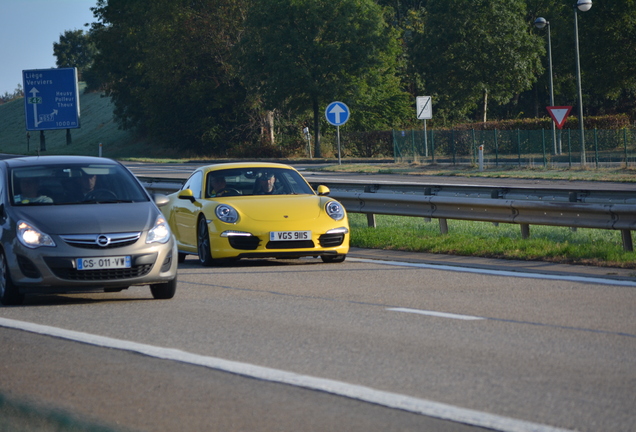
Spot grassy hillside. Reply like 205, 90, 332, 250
0, 84, 167, 159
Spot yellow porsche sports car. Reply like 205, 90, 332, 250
162, 162, 349, 265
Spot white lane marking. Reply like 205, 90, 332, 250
388, 307, 485, 321
0, 317, 573, 432
348, 257, 636, 287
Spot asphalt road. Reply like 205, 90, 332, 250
1, 249, 634, 432
1, 161, 634, 431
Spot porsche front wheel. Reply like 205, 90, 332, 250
321, 254, 346, 263
197, 217, 214, 266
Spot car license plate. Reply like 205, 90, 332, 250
269, 231, 311, 241
77, 256, 131, 270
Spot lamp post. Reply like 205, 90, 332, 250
534, 17, 558, 155
574, 0, 592, 166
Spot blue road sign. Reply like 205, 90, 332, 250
325, 101, 350, 126
23, 68, 80, 131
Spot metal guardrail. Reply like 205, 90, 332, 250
139, 177, 636, 252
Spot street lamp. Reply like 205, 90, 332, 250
574, 0, 592, 166
534, 17, 558, 155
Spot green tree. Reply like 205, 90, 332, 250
89, 0, 249, 153
237, 0, 409, 157
527, 0, 636, 120
53, 29, 97, 82
580, 0, 636, 117
409, 0, 544, 124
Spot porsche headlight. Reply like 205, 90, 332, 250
325, 201, 345, 221
147, 214, 171, 244
216, 204, 239, 223
17, 220, 55, 248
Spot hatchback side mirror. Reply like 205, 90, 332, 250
153, 194, 169, 207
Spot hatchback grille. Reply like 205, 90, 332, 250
51, 265, 153, 281
60, 232, 141, 249
17, 255, 41, 279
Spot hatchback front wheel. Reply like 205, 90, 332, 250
0, 251, 24, 306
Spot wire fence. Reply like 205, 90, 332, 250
391, 128, 636, 168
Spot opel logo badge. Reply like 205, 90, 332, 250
96, 235, 111, 247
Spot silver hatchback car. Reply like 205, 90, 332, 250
0, 155, 178, 305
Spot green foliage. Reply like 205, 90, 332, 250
0, 85, 23, 104
73, 0, 636, 157
53, 29, 97, 83
0, 83, 157, 158
409, 0, 543, 123
89, 0, 250, 154
451, 114, 632, 131
237, 0, 412, 157
349, 214, 636, 268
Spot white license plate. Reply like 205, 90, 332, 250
76, 256, 131, 270
269, 231, 311, 241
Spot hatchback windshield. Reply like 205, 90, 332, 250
11, 163, 149, 206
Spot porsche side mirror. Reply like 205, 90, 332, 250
178, 189, 196, 203
317, 185, 330, 196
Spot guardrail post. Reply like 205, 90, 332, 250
520, 223, 530, 239
439, 218, 448, 235
621, 230, 633, 252
364, 185, 377, 228
366, 214, 377, 228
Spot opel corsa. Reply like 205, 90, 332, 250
0, 156, 178, 305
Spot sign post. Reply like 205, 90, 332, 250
325, 101, 350, 164
547, 106, 572, 159
416, 96, 432, 158
23, 68, 80, 151
546, 106, 572, 129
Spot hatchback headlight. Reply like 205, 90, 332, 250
216, 204, 239, 223
17, 220, 55, 248
146, 215, 171, 244
325, 201, 345, 221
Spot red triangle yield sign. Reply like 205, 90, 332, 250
547, 106, 572, 129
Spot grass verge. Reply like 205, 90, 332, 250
349, 213, 636, 271
321, 163, 636, 183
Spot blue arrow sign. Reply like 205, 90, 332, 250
325, 101, 350, 126
23, 68, 80, 131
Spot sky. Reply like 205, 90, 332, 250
1, 0, 98, 96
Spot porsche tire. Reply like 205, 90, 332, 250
197, 217, 214, 266
321, 254, 346, 263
